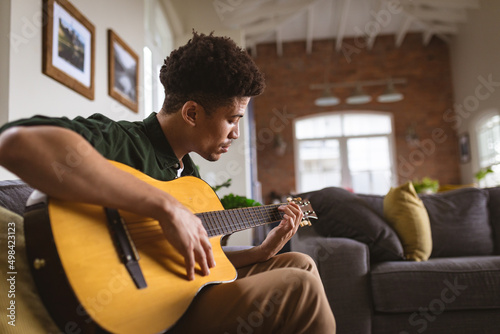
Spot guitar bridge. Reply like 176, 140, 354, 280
105, 208, 147, 289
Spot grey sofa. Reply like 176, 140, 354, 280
0, 179, 34, 216
291, 186, 500, 334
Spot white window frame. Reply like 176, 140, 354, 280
474, 109, 500, 187
144, 0, 174, 113
293, 111, 397, 194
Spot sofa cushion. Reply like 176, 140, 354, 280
383, 182, 432, 261
357, 194, 384, 217
420, 187, 494, 258
0, 180, 34, 215
486, 186, 500, 254
299, 187, 404, 262
371, 256, 500, 313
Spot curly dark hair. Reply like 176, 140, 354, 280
159, 31, 265, 115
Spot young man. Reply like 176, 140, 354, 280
0, 32, 335, 333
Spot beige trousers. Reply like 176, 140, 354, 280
168, 252, 336, 334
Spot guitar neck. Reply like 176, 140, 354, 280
196, 204, 284, 237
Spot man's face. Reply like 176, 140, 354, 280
195, 97, 250, 161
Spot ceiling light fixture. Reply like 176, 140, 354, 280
310, 78, 407, 106
377, 81, 404, 103
314, 88, 340, 106
346, 84, 372, 105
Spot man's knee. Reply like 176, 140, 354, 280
278, 251, 318, 273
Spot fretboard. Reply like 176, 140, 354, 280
196, 204, 284, 237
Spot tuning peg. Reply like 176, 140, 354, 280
300, 220, 312, 227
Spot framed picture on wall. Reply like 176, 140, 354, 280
42, 0, 95, 100
459, 133, 471, 164
108, 29, 139, 113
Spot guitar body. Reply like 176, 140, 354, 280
24, 162, 237, 334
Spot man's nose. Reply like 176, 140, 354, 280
229, 124, 239, 139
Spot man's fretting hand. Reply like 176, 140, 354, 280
258, 201, 303, 260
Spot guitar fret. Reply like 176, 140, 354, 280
215, 211, 223, 234
231, 210, 242, 232
199, 212, 220, 237
239, 209, 248, 231
246, 209, 255, 227
264, 208, 273, 223
261, 206, 271, 224
271, 204, 283, 222
241, 208, 250, 230
249, 207, 260, 227
230, 210, 242, 232
220, 210, 231, 234
205, 212, 217, 236
198, 213, 210, 234
216, 211, 228, 235
213, 211, 228, 235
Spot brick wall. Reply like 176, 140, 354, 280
252, 33, 461, 203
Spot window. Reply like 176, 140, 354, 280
476, 113, 500, 187
144, 0, 173, 113
294, 112, 395, 194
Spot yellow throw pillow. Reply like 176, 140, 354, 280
383, 182, 432, 261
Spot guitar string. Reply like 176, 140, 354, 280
199, 205, 284, 237
123, 204, 287, 242
127, 213, 282, 241
199, 205, 263, 234
126, 206, 285, 234
126, 213, 284, 238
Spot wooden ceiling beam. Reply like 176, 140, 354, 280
306, 5, 314, 54
223, 0, 315, 28
276, 27, 283, 56
335, 0, 352, 52
395, 15, 413, 47
366, 0, 384, 50
403, 5, 468, 23
400, 0, 479, 9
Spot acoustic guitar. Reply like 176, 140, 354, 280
24, 160, 317, 334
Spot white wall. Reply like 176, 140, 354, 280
450, 0, 500, 184
1, 0, 146, 179
7, 0, 145, 121
0, 0, 10, 126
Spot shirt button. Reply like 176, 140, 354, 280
173, 163, 180, 169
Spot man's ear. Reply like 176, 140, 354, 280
181, 101, 202, 126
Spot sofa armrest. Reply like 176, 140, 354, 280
291, 228, 372, 334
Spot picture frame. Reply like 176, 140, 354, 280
42, 0, 95, 100
459, 133, 471, 164
108, 29, 139, 113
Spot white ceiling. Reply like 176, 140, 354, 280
165, 0, 480, 55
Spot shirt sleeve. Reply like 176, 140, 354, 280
0, 114, 127, 159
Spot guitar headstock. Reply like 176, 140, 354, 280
287, 197, 318, 227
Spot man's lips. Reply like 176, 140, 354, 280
221, 143, 231, 153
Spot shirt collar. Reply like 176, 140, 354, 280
143, 112, 198, 176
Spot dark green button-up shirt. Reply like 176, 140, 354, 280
0, 112, 200, 181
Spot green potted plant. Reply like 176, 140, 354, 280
209, 177, 262, 209
412, 177, 439, 194
475, 166, 494, 183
